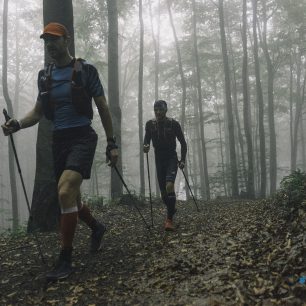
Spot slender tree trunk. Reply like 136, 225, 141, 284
148, 0, 161, 197
14, 0, 20, 118
218, 0, 238, 197
166, 0, 189, 200
292, 49, 303, 171
299, 69, 306, 169
290, 56, 294, 170
216, 105, 228, 196
242, 0, 255, 198
192, 0, 210, 200
28, 0, 75, 232
2, 0, 19, 231
107, 0, 123, 198
226, 13, 247, 190
190, 127, 198, 198
191, 89, 205, 199
138, 0, 145, 196
230, 53, 247, 189
262, 0, 276, 193
301, 114, 306, 170
252, 0, 266, 198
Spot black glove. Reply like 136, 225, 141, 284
178, 160, 185, 169
2, 119, 21, 135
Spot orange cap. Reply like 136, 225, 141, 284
40, 22, 69, 38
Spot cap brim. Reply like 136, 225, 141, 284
40, 32, 62, 39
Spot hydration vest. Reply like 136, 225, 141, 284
38, 58, 93, 121
150, 117, 175, 143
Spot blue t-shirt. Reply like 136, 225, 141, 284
37, 59, 104, 131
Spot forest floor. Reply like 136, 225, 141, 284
0, 196, 306, 305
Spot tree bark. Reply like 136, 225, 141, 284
242, 0, 255, 198
192, 0, 210, 200
107, 0, 123, 198
148, 0, 161, 197
218, 0, 239, 197
262, 0, 276, 194
166, 0, 189, 200
292, 49, 303, 171
290, 56, 294, 170
2, 0, 19, 231
28, 0, 75, 232
252, 0, 266, 198
138, 0, 145, 196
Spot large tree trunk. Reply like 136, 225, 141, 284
218, 0, 239, 197
107, 0, 123, 198
138, 0, 145, 196
166, 0, 189, 200
262, 0, 277, 194
28, 0, 75, 232
192, 0, 210, 200
252, 0, 266, 198
2, 0, 19, 231
242, 0, 255, 198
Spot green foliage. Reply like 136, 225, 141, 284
0, 222, 27, 237
278, 169, 306, 208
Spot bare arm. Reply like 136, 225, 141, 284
2, 99, 43, 135
93, 96, 114, 139
93, 95, 118, 166
19, 99, 43, 128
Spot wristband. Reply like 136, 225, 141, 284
107, 136, 116, 143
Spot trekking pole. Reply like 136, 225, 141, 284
146, 153, 154, 227
107, 153, 151, 230
180, 168, 200, 212
3, 109, 46, 264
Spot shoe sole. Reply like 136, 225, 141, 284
46, 269, 74, 282
165, 227, 175, 231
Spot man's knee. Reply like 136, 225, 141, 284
166, 182, 174, 193
58, 183, 73, 203
58, 180, 79, 210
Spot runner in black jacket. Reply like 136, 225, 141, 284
143, 100, 187, 230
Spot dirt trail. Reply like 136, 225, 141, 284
0, 198, 305, 305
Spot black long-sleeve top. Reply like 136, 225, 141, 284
144, 117, 187, 160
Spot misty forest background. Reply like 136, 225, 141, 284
0, 0, 305, 231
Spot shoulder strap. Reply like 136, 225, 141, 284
43, 62, 54, 90
149, 119, 157, 132
44, 62, 54, 77
72, 58, 85, 84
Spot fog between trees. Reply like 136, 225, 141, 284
0, 0, 304, 230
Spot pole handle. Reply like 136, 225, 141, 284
3, 108, 10, 122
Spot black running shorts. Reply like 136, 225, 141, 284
155, 153, 178, 192
52, 125, 98, 181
